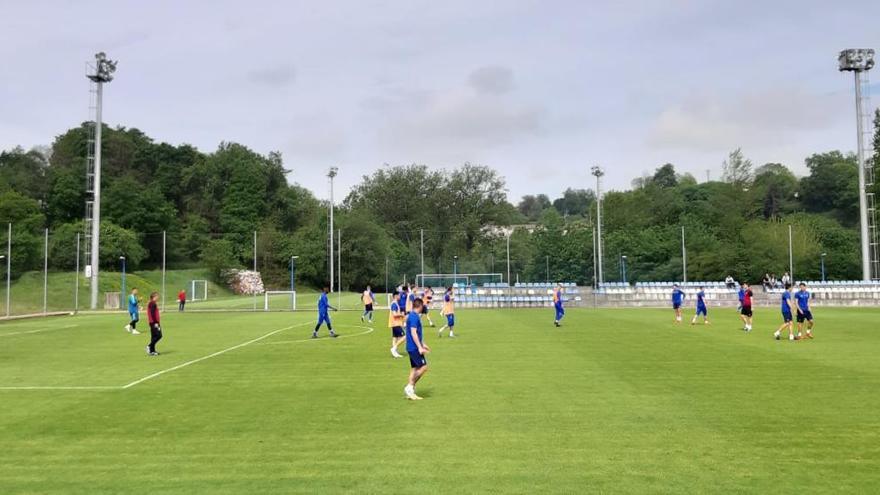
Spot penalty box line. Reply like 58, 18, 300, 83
0, 321, 311, 391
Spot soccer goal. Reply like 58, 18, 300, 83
416, 273, 503, 288
190, 280, 209, 301
264, 291, 297, 311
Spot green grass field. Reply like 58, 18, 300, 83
1, 307, 878, 493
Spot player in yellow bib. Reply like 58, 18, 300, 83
438, 286, 456, 338
388, 291, 406, 358
361, 285, 375, 324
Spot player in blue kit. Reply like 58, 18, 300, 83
671, 284, 685, 323
552, 283, 565, 327
690, 286, 710, 325
794, 282, 814, 339
123, 288, 141, 335
312, 286, 338, 339
774, 283, 796, 341
404, 298, 430, 400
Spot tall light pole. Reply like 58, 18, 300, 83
86, 52, 117, 310
591, 166, 605, 286
839, 48, 877, 280
0, 255, 6, 317
820, 253, 827, 283
681, 226, 687, 283
621, 255, 628, 284
453, 255, 458, 287
545, 255, 550, 283
327, 167, 338, 292
506, 233, 511, 285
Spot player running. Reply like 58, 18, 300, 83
672, 284, 685, 323
146, 292, 162, 356
124, 288, 141, 335
774, 283, 796, 341
361, 285, 375, 324
421, 286, 435, 327
690, 286, 710, 325
404, 298, 430, 400
312, 286, 339, 339
553, 283, 565, 327
740, 283, 754, 332
794, 282, 815, 339
388, 291, 406, 357
438, 286, 456, 338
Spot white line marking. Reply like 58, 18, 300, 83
0, 385, 120, 391
259, 325, 374, 345
0, 324, 79, 337
120, 321, 311, 389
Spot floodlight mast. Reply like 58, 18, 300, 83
328, 167, 338, 292
591, 166, 605, 286
839, 48, 877, 280
86, 52, 117, 309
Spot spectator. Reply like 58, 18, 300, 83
725, 275, 736, 289
782, 272, 791, 287
762, 273, 771, 291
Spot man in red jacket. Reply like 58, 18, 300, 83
178, 289, 186, 312
146, 292, 163, 356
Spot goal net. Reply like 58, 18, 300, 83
264, 291, 297, 311
190, 280, 209, 301
416, 273, 503, 288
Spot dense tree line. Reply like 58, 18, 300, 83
1, 110, 879, 289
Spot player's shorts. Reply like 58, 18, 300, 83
696, 305, 707, 316
317, 313, 331, 326
365, 304, 373, 312
421, 305, 430, 314
673, 303, 681, 310
782, 311, 792, 323
408, 350, 427, 369
129, 310, 139, 321
797, 310, 813, 323
391, 326, 404, 338
446, 314, 455, 327
740, 305, 753, 317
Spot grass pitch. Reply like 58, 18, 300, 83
1, 307, 878, 493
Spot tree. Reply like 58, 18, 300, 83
799, 151, 859, 225
517, 194, 551, 221
752, 163, 799, 220
722, 148, 753, 188
651, 163, 678, 188
0, 147, 49, 201
552, 188, 595, 218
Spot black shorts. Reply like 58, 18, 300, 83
740, 306, 752, 317
365, 304, 373, 312
421, 305, 430, 314
408, 351, 427, 369
797, 310, 813, 323
391, 326, 404, 338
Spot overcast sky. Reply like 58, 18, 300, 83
2, 0, 879, 201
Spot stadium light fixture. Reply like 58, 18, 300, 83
290, 256, 299, 292
839, 48, 876, 280
591, 166, 605, 286
327, 167, 338, 292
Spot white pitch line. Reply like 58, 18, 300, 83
0, 324, 79, 337
0, 385, 120, 391
120, 321, 311, 389
259, 325, 374, 345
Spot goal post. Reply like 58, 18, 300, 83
190, 280, 208, 301
416, 273, 503, 288
264, 291, 297, 311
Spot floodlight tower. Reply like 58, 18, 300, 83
327, 167, 338, 292
591, 165, 605, 286
839, 49, 878, 280
85, 52, 117, 309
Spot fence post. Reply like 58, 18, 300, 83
253, 231, 257, 312
161, 230, 167, 312
43, 228, 48, 314
4, 223, 9, 318
75, 233, 80, 314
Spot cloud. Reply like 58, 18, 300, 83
248, 65, 296, 87
647, 88, 845, 152
468, 65, 515, 95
